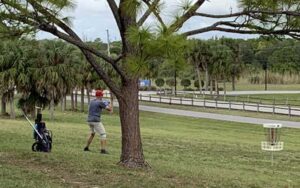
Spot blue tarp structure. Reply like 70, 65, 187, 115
139, 80, 151, 87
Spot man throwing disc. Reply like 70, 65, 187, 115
84, 90, 112, 154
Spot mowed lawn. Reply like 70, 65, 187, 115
0, 110, 300, 188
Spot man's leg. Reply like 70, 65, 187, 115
84, 123, 96, 151
84, 133, 95, 151
94, 122, 108, 154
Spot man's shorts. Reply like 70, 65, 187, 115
88, 122, 106, 140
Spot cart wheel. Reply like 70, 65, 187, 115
32, 142, 38, 152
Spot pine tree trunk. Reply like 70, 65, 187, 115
117, 79, 147, 168
1, 95, 6, 116
80, 86, 84, 112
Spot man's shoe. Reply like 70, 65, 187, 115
100, 149, 109, 154
84, 147, 90, 151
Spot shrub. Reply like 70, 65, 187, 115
184, 87, 195, 91
194, 80, 204, 89
166, 78, 176, 87
248, 76, 260, 84
181, 79, 191, 89
139, 86, 157, 91
155, 78, 165, 87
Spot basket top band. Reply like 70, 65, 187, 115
263, 123, 282, 128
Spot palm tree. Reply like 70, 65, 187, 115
210, 43, 233, 96
35, 40, 79, 119
188, 40, 213, 93
220, 38, 245, 91
0, 40, 26, 118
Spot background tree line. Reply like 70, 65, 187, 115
153, 37, 300, 95
1, 37, 300, 118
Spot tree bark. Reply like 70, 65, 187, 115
80, 86, 85, 112
232, 74, 236, 91
9, 92, 15, 119
1, 95, 6, 116
71, 91, 75, 111
117, 79, 147, 168
64, 95, 67, 111
205, 68, 209, 92
75, 88, 78, 110
195, 67, 202, 94
223, 80, 227, 95
210, 79, 213, 95
86, 88, 90, 104
174, 70, 177, 96
216, 80, 219, 96
61, 97, 64, 112
109, 90, 114, 113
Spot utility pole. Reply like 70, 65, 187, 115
106, 29, 114, 113
106, 29, 111, 56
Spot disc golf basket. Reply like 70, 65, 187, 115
261, 123, 283, 165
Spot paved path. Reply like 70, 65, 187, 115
68, 95, 300, 129
138, 105, 300, 129
139, 95, 300, 116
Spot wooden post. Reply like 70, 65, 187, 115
149, 95, 151, 102
229, 100, 231, 110
257, 103, 259, 112
243, 101, 245, 111
159, 95, 162, 103
288, 105, 291, 117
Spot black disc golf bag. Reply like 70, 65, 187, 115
32, 119, 52, 152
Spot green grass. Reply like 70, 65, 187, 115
227, 83, 300, 91
1, 109, 300, 188
240, 94, 300, 106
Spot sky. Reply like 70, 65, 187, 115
37, 0, 256, 42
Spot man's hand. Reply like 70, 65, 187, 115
106, 105, 112, 112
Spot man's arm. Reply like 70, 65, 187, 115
105, 105, 112, 112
